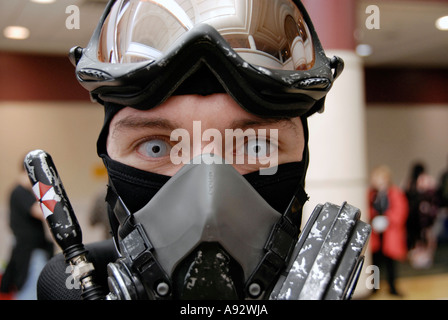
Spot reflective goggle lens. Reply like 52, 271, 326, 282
98, 0, 315, 71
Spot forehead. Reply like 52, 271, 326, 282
110, 94, 302, 132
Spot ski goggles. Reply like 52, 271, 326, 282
71, 0, 344, 117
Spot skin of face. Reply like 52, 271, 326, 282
107, 93, 305, 176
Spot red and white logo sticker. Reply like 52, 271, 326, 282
32, 182, 57, 219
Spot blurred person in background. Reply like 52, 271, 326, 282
0, 160, 53, 300
405, 162, 439, 269
369, 165, 409, 296
435, 155, 448, 242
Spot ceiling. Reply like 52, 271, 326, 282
0, 0, 106, 55
357, 0, 448, 67
0, 0, 447, 67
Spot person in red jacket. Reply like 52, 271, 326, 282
369, 165, 409, 296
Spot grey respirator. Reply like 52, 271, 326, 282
104, 155, 370, 300
105, 155, 303, 300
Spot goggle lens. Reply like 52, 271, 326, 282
98, 0, 315, 71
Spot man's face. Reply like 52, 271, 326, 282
107, 93, 305, 176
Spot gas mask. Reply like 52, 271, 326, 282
104, 154, 308, 300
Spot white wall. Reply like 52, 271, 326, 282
303, 50, 371, 298
304, 51, 368, 218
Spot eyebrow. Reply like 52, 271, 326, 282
113, 116, 181, 132
113, 114, 296, 134
230, 117, 295, 131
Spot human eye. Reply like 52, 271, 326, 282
236, 135, 278, 162
137, 138, 172, 159
245, 138, 271, 158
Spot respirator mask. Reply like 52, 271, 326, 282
103, 154, 308, 299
